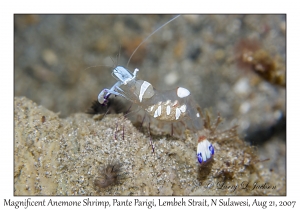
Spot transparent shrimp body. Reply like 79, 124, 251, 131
98, 65, 214, 165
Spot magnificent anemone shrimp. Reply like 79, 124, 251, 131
97, 15, 214, 165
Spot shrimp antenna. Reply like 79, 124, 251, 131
117, 44, 121, 65
126, 14, 181, 67
84, 55, 119, 72
110, 56, 116, 67
83, 64, 114, 71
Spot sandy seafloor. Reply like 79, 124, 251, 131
14, 14, 286, 195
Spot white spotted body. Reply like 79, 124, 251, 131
97, 16, 214, 165
99, 66, 202, 131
